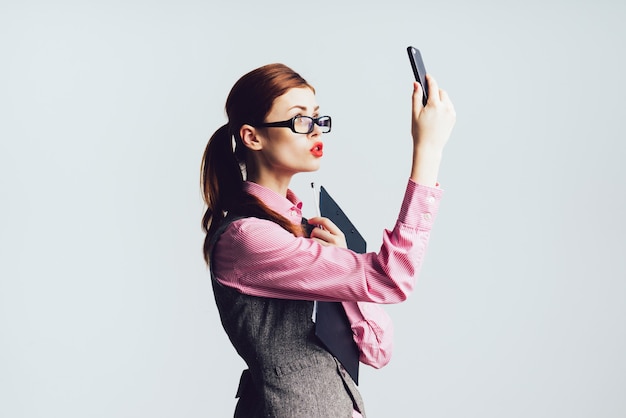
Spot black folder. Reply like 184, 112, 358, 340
314, 186, 366, 385
319, 186, 367, 254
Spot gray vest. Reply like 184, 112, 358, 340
210, 217, 366, 417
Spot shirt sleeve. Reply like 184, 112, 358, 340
342, 301, 394, 368
212, 179, 443, 304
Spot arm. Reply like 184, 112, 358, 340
212, 179, 441, 303
212, 75, 454, 303
343, 301, 394, 368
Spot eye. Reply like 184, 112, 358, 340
293, 116, 310, 128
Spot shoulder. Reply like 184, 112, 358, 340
226, 216, 293, 236
217, 217, 304, 256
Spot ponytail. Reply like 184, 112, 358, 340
200, 123, 306, 265
200, 124, 244, 263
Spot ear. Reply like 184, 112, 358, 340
240, 124, 264, 151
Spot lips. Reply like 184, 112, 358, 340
310, 142, 323, 157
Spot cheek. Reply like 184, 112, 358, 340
262, 137, 301, 165
271, 135, 307, 158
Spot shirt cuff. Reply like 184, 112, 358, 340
398, 178, 443, 229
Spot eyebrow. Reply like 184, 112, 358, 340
288, 105, 320, 112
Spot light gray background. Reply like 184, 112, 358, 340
1, 0, 625, 417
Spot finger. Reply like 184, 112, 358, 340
439, 88, 450, 103
307, 216, 342, 236
310, 237, 330, 247
425, 74, 440, 104
310, 227, 341, 247
439, 89, 455, 112
308, 220, 346, 248
412, 81, 424, 113
309, 227, 330, 242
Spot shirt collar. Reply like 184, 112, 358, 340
243, 181, 303, 224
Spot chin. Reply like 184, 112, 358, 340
288, 159, 322, 175
305, 161, 322, 172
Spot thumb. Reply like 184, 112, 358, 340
412, 81, 425, 115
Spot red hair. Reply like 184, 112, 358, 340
200, 63, 314, 264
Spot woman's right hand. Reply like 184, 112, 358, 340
409, 74, 456, 186
307, 217, 347, 249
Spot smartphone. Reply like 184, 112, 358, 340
407, 46, 429, 106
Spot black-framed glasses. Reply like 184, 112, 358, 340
257, 115, 332, 134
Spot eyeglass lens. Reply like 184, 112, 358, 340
294, 116, 331, 134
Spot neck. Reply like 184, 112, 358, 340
247, 172, 293, 197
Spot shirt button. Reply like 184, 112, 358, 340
423, 212, 432, 221
290, 209, 297, 217
427, 196, 435, 204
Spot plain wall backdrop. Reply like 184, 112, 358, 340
1, 0, 625, 417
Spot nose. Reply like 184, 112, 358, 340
309, 120, 322, 137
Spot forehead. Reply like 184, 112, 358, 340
269, 87, 318, 115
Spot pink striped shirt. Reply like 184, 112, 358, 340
212, 179, 442, 415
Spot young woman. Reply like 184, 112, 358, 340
201, 63, 455, 417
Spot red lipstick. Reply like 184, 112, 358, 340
310, 142, 323, 157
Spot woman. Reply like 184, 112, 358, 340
201, 63, 455, 417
